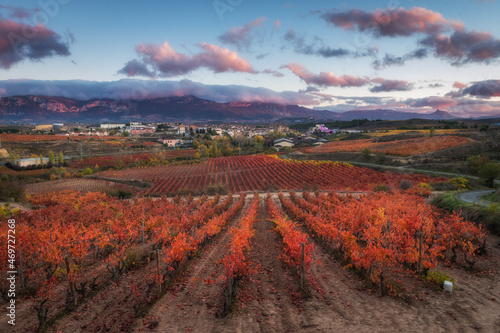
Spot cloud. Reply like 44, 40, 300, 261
453, 81, 467, 89
319, 7, 460, 37
283, 28, 376, 58
428, 83, 444, 88
372, 49, 427, 69
322, 7, 500, 67
407, 96, 458, 109
283, 63, 413, 92
218, 17, 266, 51
262, 69, 284, 77
0, 5, 32, 20
461, 80, 500, 97
370, 78, 414, 93
282, 63, 371, 87
0, 19, 71, 69
120, 41, 255, 78
0, 79, 320, 105
117, 59, 155, 78
274, 20, 281, 30
420, 30, 500, 65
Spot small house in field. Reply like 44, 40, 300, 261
273, 138, 294, 150
159, 136, 182, 147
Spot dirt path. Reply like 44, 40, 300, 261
211, 195, 303, 333
456, 190, 496, 206
132, 195, 252, 333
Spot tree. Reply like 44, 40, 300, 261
467, 155, 491, 174
375, 152, 385, 164
429, 127, 436, 137
122, 131, 130, 137
199, 145, 208, 157
48, 151, 55, 164
59, 151, 64, 164
362, 148, 371, 162
478, 163, 500, 188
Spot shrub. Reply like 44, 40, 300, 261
424, 270, 454, 290
478, 163, 500, 188
82, 167, 93, 176
375, 152, 385, 164
362, 148, 371, 162
373, 183, 391, 192
205, 184, 228, 196
449, 177, 469, 190
419, 182, 433, 191
399, 179, 413, 190
123, 249, 141, 271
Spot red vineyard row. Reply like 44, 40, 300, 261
97, 155, 444, 195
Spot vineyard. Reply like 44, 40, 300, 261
67, 150, 196, 169
96, 155, 443, 196
301, 135, 471, 156
25, 178, 138, 196
0, 190, 498, 332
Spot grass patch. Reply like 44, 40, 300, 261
432, 193, 500, 235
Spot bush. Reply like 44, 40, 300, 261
205, 184, 228, 196
449, 177, 469, 190
0, 181, 26, 202
82, 167, 93, 176
399, 179, 413, 190
375, 152, 385, 164
478, 163, 500, 188
362, 148, 371, 162
419, 182, 433, 191
373, 183, 391, 192
424, 270, 454, 289
123, 249, 141, 271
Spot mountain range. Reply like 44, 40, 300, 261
0, 95, 461, 123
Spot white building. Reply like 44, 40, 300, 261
100, 123, 126, 129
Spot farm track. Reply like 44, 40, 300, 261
132, 196, 252, 333
214, 195, 300, 333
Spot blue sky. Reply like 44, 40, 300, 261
0, 0, 499, 117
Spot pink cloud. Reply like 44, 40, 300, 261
218, 17, 266, 50
421, 30, 500, 64
121, 41, 255, 77
283, 63, 414, 92
282, 63, 370, 87
0, 19, 70, 69
320, 7, 460, 37
453, 81, 467, 89
274, 19, 281, 30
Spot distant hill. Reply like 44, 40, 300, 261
0, 95, 337, 123
320, 109, 458, 121
0, 94, 463, 123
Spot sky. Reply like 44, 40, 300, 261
0, 0, 500, 117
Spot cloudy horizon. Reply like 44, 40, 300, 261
0, 1, 499, 117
